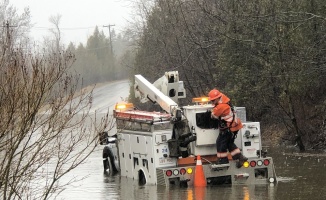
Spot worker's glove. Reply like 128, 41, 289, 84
211, 113, 218, 119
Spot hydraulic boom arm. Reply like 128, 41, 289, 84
134, 71, 186, 120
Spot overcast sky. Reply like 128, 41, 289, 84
10, 0, 133, 45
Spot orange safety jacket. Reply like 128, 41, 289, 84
211, 94, 243, 132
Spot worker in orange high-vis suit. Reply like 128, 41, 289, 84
208, 89, 248, 168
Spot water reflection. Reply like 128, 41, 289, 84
98, 175, 278, 200
57, 145, 326, 200
243, 186, 250, 200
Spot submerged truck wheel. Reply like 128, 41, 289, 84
138, 170, 146, 185
103, 146, 118, 175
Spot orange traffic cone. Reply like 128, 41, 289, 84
194, 155, 207, 187
195, 186, 206, 200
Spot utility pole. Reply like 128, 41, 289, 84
103, 24, 115, 54
1, 21, 17, 54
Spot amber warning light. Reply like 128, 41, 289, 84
115, 103, 134, 111
192, 97, 210, 104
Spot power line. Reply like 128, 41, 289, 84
33, 26, 96, 30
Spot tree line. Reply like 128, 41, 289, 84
129, 0, 326, 151
66, 26, 130, 86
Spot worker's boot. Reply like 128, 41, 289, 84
216, 157, 229, 165
233, 153, 248, 168
211, 157, 230, 170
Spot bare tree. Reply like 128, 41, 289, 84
48, 14, 63, 53
0, 28, 109, 199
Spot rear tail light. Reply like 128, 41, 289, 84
250, 161, 256, 167
166, 169, 187, 176
263, 159, 270, 166
180, 168, 186, 175
173, 169, 179, 176
166, 170, 172, 177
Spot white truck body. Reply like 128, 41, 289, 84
102, 71, 277, 187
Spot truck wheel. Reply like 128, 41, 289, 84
103, 147, 118, 174
138, 170, 146, 185
103, 157, 114, 175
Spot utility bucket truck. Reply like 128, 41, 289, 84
100, 71, 277, 187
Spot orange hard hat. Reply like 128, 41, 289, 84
208, 89, 222, 101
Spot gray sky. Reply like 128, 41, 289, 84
10, 0, 133, 45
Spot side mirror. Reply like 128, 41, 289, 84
99, 131, 108, 145
108, 137, 117, 144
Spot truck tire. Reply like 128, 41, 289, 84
138, 170, 146, 185
103, 158, 114, 175
103, 147, 118, 174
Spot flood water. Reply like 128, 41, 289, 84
56, 145, 326, 200
56, 81, 326, 200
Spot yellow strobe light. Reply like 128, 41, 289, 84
243, 161, 250, 168
186, 168, 193, 174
